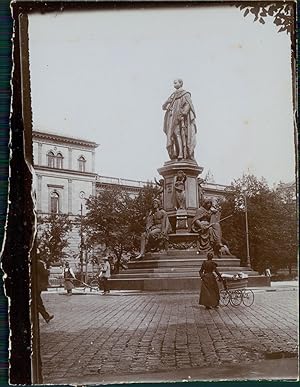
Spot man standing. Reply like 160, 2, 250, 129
37, 257, 54, 323
101, 257, 111, 295
162, 79, 197, 160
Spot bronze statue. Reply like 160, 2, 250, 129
162, 79, 197, 160
154, 177, 164, 205
191, 198, 223, 256
135, 199, 172, 260
197, 177, 205, 207
174, 170, 186, 209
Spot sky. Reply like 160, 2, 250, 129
28, 6, 296, 186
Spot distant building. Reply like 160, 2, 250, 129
33, 130, 98, 216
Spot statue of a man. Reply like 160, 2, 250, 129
162, 79, 197, 160
135, 199, 172, 260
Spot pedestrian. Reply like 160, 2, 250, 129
265, 268, 271, 277
101, 257, 111, 295
37, 257, 54, 323
199, 252, 223, 309
63, 262, 76, 295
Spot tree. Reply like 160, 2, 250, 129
236, 3, 294, 35
36, 213, 73, 267
82, 184, 158, 273
221, 174, 297, 274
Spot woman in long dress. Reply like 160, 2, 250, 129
199, 252, 223, 309
63, 262, 75, 296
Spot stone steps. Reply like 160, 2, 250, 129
109, 249, 270, 290
127, 259, 241, 269
113, 270, 258, 279
109, 276, 270, 291
129, 255, 240, 265
123, 266, 252, 274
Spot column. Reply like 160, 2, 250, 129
92, 150, 95, 173
38, 143, 42, 166
68, 148, 72, 170
37, 174, 42, 212
68, 179, 72, 214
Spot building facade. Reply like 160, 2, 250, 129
33, 130, 98, 216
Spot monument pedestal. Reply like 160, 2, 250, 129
175, 209, 188, 233
158, 159, 203, 233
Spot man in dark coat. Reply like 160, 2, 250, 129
37, 258, 54, 323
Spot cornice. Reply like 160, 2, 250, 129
33, 130, 99, 149
34, 165, 98, 178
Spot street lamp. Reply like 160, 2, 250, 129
80, 203, 84, 281
242, 192, 251, 268
79, 192, 86, 282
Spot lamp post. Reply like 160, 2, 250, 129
80, 203, 84, 281
242, 193, 251, 268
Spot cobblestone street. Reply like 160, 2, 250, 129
40, 288, 298, 383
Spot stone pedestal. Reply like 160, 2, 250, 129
158, 159, 203, 234
175, 209, 188, 233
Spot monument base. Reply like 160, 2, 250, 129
158, 159, 203, 233
110, 250, 271, 290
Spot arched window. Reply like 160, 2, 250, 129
78, 156, 86, 172
50, 191, 60, 213
47, 151, 55, 168
56, 153, 64, 169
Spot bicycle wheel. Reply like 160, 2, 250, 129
220, 290, 230, 306
230, 289, 243, 306
242, 289, 254, 307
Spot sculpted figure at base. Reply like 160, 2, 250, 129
197, 177, 205, 207
174, 170, 186, 209
162, 79, 197, 160
191, 198, 223, 257
154, 177, 164, 205
135, 199, 172, 260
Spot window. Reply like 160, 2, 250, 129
47, 151, 55, 168
78, 156, 86, 172
56, 153, 64, 169
50, 191, 60, 213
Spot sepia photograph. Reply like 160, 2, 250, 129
2, 1, 298, 384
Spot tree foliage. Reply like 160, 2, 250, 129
221, 174, 297, 274
37, 213, 73, 267
82, 184, 159, 273
236, 2, 294, 35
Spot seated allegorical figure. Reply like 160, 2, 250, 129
135, 198, 172, 260
191, 197, 223, 256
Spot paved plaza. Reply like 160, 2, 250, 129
40, 285, 298, 384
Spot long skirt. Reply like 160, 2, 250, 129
199, 273, 220, 307
64, 279, 74, 291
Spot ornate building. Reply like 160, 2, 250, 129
33, 130, 98, 216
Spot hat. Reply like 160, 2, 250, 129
103, 257, 109, 261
